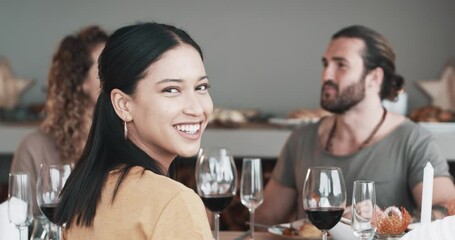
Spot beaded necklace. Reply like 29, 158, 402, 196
325, 107, 387, 153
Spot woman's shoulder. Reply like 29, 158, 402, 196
18, 129, 54, 146
116, 167, 204, 218
11, 129, 59, 175
124, 166, 196, 198
14, 128, 57, 155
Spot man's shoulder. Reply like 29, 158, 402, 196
377, 118, 435, 151
393, 118, 432, 139
287, 121, 318, 142
292, 119, 321, 134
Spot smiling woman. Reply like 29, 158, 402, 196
54, 22, 214, 240
120, 44, 212, 164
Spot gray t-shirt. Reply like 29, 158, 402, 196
272, 119, 451, 217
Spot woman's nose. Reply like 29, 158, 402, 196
182, 93, 204, 116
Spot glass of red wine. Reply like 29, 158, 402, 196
303, 166, 346, 240
36, 163, 72, 240
195, 147, 237, 240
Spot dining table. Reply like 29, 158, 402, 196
220, 231, 283, 240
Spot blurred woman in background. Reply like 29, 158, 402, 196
10, 25, 108, 215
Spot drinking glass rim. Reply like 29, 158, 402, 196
309, 166, 342, 171
242, 158, 261, 162
354, 180, 375, 184
39, 163, 72, 167
201, 146, 231, 152
9, 172, 29, 177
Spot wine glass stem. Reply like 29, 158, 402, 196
249, 208, 255, 239
322, 230, 328, 240
49, 222, 53, 240
48, 222, 61, 240
214, 212, 220, 240
57, 225, 62, 240
18, 226, 27, 240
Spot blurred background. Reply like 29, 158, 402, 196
1, 0, 455, 231
1, 0, 454, 117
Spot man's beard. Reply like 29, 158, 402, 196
320, 76, 366, 114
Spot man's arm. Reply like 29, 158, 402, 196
412, 177, 455, 207
255, 178, 297, 225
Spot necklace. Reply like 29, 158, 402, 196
325, 107, 387, 153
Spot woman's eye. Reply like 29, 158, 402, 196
196, 84, 210, 92
163, 87, 179, 93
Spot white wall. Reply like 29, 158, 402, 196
0, 0, 454, 116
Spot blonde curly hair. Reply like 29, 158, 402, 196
41, 26, 108, 164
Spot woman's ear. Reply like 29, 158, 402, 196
111, 89, 132, 122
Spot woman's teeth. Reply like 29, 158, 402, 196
176, 124, 200, 135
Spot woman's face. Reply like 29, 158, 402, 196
83, 43, 105, 104
127, 44, 213, 166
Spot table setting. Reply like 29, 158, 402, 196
3, 163, 72, 240
213, 158, 455, 240
214, 164, 342, 240
4, 146, 455, 240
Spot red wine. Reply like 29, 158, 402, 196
200, 194, 234, 212
40, 203, 58, 224
305, 207, 344, 230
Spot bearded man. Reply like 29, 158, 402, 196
256, 25, 455, 224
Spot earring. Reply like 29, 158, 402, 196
124, 121, 128, 140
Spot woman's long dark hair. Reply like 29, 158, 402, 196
55, 22, 203, 228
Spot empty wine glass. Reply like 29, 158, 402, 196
36, 164, 72, 240
303, 167, 346, 240
240, 158, 264, 240
8, 172, 33, 240
195, 147, 237, 240
352, 180, 376, 240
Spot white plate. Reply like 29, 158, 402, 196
327, 219, 354, 240
267, 219, 327, 240
268, 223, 304, 239
406, 222, 421, 231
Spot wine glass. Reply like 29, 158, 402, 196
8, 172, 33, 240
195, 147, 237, 240
351, 180, 376, 240
240, 158, 264, 240
36, 164, 72, 240
303, 167, 346, 240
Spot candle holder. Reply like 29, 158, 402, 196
375, 206, 410, 238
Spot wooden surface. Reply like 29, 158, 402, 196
220, 231, 283, 240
